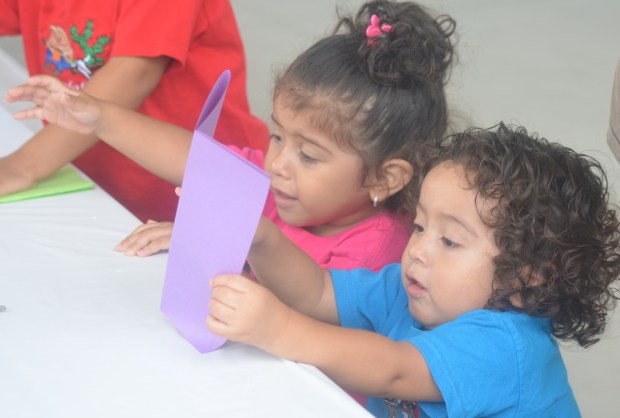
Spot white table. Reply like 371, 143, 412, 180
0, 49, 371, 418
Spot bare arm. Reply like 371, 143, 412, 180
208, 274, 442, 402
246, 217, 339, 324
240, 219, 442, 400
94, 97, 191, 185
280, 307, 442, 402
2, 55, 189, 190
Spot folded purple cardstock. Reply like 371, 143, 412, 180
160, 70, 270, 353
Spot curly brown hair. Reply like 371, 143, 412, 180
415, 123, 620, 347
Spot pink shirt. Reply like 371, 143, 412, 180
235, 147, 411, 271
236, 145, 410, 406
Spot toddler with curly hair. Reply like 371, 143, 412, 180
207, 123, 620, 417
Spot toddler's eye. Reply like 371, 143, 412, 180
441, 237, 458, 248
299, 151, 317, 164
270, 133, 283, 143
412, 223, 424, 233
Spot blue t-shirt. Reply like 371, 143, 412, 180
331, 263, 581, 418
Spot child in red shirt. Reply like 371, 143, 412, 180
0, 0, 269, 222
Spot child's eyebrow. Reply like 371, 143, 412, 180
417, 201, 480, 238
443, 213, 479, 238
298, 134, 332, 154
270, 114, 333, 155
270, 113, 281, 127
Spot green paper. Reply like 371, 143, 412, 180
0, 166, 94, 203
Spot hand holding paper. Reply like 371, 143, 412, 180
207, 273, 295, 352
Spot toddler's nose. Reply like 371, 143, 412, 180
268, 148, 290, 178
407, 234, 429, 265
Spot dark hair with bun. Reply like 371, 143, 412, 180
274, 0, 455, 216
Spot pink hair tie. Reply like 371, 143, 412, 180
366, 14, 392, 45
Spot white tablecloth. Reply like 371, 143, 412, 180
0, 49, 371, 418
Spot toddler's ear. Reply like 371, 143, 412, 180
522, 265, 546, 288
528, 271, 545, 286
374, 158, 414, 198
509, 268, 546, 308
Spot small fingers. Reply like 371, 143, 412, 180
115, 227, 151, 253
4, 85, 25, 102
207, 277, 279, 346
6, 82, 56, 103
206, 312, 230, 337
134, 237, 170, 257
210, 274, 255, 294
7, 81, 77, 124
25, 74, 68, 91
210, 276, 249, 309
12, 106, 46, 121
5, 84, 37, 102
115, 221, 173, 256
208, 295, 235, 323
207, 298, 237, 338
207, 281, 249, 339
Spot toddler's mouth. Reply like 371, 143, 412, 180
405, 274, 427, 297
272, 188, 297, 207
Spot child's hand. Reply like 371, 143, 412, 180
207, 274, 292, 350
115, 220, 173, 256
5, 75, 102, 135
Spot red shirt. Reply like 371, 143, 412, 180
0, 0, 269, 221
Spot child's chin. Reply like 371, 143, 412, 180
408, 305, 438, 330
276, 209, 304, 227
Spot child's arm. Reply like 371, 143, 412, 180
232, 218, 442, 400
247, 218, 338, 324
208, 274, 442, 402
4, 56, 191, 186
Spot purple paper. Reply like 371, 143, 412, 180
160, 70, 270, 353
